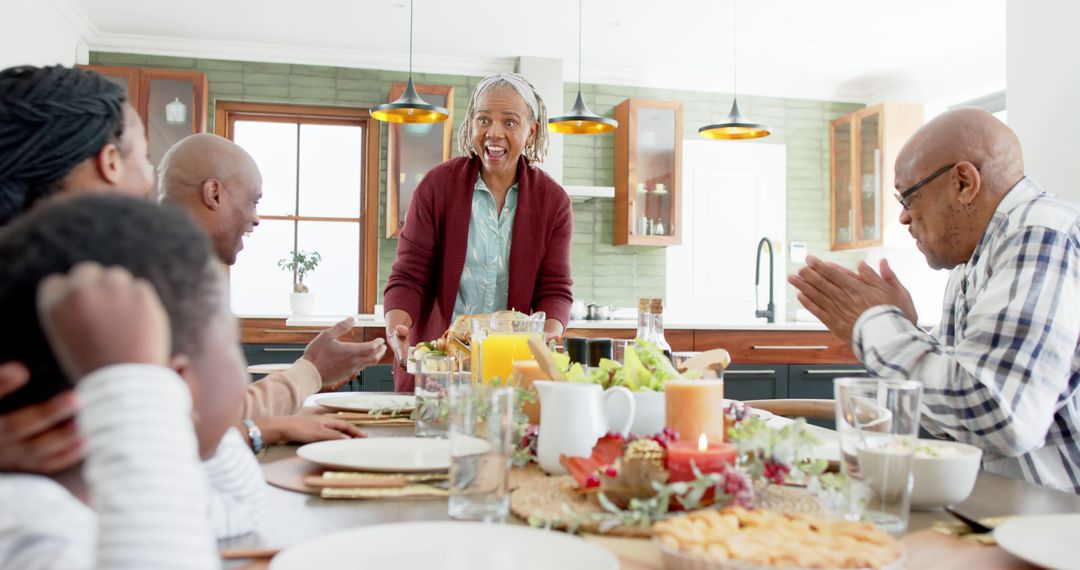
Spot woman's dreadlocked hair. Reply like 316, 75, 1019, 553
0, 65, 128, 225
456, 72, 549, 167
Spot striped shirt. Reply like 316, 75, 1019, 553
0, 365, 221, 569
205, 428, 268, 539
452, 174, 519, 320
853, 177, 1080, 493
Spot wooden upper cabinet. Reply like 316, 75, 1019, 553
80, 65, 208, 170
614, 98, 683, 246
829, 102, 922, 251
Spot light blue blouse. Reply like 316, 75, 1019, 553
452, 174, 519, 320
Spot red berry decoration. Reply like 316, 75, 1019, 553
585, 475, 601, 488
604, 466, 618, 478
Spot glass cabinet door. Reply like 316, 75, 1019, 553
615, 98, 683, 246
831, 116, 854, 248
857, 110, 882, 243
146, 78, 194, 166
386, 83, 454, 238
634, 105, 677, 238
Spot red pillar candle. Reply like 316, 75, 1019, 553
666, 433, 738, 482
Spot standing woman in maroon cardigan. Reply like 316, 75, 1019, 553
383, 73, 574, 390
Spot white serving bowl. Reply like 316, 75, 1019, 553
606, 389, 664, 436
911, 439, 982, 510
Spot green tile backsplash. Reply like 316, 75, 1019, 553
91, 52, 862, 319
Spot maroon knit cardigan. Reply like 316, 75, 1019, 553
383, 155, 574, 390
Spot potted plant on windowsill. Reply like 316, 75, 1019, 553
278, 250, 322, 315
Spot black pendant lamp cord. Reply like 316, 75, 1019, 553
409, 0, 414, 76
578, 0, 583, 91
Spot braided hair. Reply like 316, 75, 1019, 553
0, 65, 128, 225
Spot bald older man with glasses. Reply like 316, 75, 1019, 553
789, 108, 1080, 493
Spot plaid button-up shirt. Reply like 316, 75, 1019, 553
853, 177, 1080, 493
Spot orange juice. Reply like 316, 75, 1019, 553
479, 333, 535, 384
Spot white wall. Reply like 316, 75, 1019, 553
516, 56, 563, 184
1008, 1, 1080, 205
0, 2, 83, 69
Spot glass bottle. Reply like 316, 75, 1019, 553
635, 298, 652, 342
649, 298, 674, 365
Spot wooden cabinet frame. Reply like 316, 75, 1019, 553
830, 102, 923, 251
385, 82, 454, 238
79, 65, 208, 162
614, 98, 683, 246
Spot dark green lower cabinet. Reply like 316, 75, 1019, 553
719, 364, 868, 429
241, 343, 381, 392
722, 365, 789, 401
359, 365, 395, 392
787, 365, 869, 400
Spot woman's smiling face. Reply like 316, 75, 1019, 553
470, 86, 537, 180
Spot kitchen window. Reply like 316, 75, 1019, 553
214, 102, 380, 316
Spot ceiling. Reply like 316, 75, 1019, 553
53, 0, 1006, 103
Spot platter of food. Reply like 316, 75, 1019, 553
653, 507, 904, 570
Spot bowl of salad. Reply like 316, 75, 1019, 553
910, 439, 982, 510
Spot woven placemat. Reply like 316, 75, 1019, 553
510, 476, 824, 538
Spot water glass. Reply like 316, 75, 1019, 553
448, 383, 514, 522
834, 378, 923, 534
414, 354, 467, 438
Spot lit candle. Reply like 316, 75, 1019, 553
666, 433, 738, 482
664, 379, 725, 443
511, 359, 548, 424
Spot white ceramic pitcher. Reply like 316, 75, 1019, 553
534, 381, 635, 475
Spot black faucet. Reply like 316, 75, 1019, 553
755, 237, 775, 323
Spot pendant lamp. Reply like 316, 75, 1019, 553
371, 0, 449, 124
699, 0, 770, 140
548, 0, 617, 134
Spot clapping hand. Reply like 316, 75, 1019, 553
788, 256, 916, 344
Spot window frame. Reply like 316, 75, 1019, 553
214, 101, 380, 313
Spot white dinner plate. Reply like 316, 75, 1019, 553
297, 437, 487, 473
313, 393, 415, 413
269, 521, 619, 570
994, 514, 1080, 570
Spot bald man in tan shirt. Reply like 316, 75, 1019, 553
159, 134, 386, 420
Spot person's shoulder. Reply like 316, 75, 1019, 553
414, 156, 475, 199
1011, 184, 1080, 238
425, 156, 472, 181
523, 165, 571, 210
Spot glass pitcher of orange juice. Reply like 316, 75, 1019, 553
470, 311, 545, 384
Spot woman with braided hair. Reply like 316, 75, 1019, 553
383, 72, 574, 390
0, 65, 153, 225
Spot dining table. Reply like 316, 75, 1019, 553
220, 400, 1080, 570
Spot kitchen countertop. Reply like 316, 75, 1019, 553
278, 314, 832, 331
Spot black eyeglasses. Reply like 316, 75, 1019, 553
894, 163, 956, 210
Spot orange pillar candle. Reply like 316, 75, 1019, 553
664, 379, 725, 443
511, 359, 548, 425
667, 433, 738, 482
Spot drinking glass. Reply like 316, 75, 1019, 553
834, 378, 923, 534
414, 354, 468, 438
448, 383, 514, 522
470, 312, 545, 384
611, 339, 632, 363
